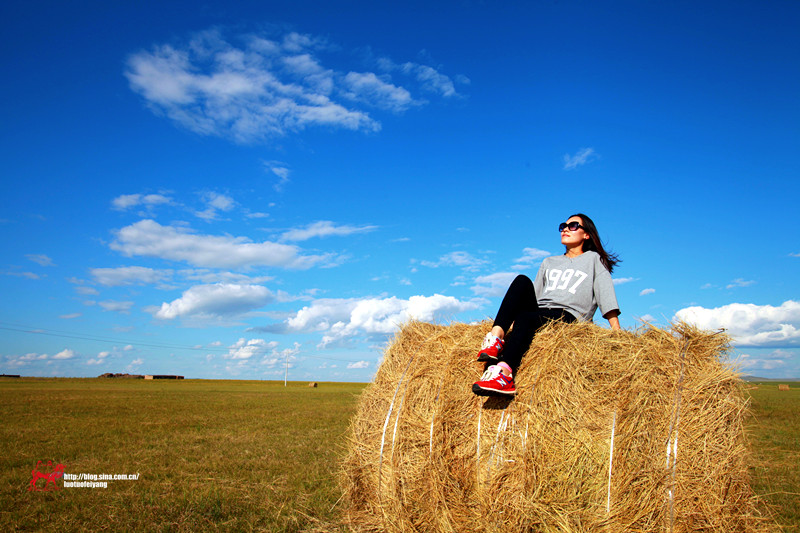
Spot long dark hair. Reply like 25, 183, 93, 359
571, 213, 621, 274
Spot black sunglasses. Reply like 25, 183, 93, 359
559, 221, 583, 232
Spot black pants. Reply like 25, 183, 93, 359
494, 275, 576, 371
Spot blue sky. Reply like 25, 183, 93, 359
2, 0, 799, 381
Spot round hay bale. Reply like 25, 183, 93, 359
309, 382, 319, 388
340, 320, 772, 532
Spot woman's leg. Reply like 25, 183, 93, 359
491, 275, 541, 369
492, 275, 538, 335
478, 275, 538, 363
478, 275, 540, 367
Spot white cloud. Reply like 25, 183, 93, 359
91, 266, 172, 287
280, 52, 333, 92
125, 31, 377, 143
125, 29, 463, 144
263, 342, 301, 368
75, 286, 100, 296
640, 288, 656, 296
264, 160, 290, 191
195, 192, 236, 221
180, 269, 274, 285
52, 349, 75, 360
26, 254, 54, 266
613, 277, 637, 285
207, 192, 236, 210
726, 278, 756, 289
347, 360, 370, 369
2, 271, 40, 279
674, 300, 800, 347
421, 251, 487, 272
563, 148, 597, 170
126, 358, 144, 373
280, 220, 378, 242
225, 338, 279, 360
20, 352, 48, 361
400, 62, 461, 98
86, 350, 111, 365
99, 300, 135, 313
113, 194, 145, 210
471, 272, 518, 297
512, 248, 550, 268
2, 350, 89, 368
342, 71, 415, 111
112, 193, 171, 211
281, 294, 478, 347
154, 283, 274, 319
87, 346, 131, 366
733, 349, 792, 372
111, 219, 331, 269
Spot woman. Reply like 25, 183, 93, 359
473, 213, 621, 397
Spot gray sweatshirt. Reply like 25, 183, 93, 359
532, 251, 619, 322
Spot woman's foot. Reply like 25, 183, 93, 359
472, 365, 516, 396
477, 333, 504, 363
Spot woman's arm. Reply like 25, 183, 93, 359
604, 309, 621, 330
592, 255, 621, 330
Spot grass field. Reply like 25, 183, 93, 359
747, 383, 800, 531
1, 377, 798, 532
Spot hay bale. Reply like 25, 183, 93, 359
309, 382, 319, 388
340, 320, 772, 532
778, 384, 790, 391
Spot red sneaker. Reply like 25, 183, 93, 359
477, 333, 504, 363
472, 365, 516, 396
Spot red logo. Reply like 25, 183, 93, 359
28, 460, 64, 492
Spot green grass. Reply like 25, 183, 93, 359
747, 382, 800, 532
0, 378, 366, 532
1, 378, 798, 532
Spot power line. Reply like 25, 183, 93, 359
0, 321, 370, 363
0, 324, 221, 352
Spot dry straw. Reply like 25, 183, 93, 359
340, 320, 773, 532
